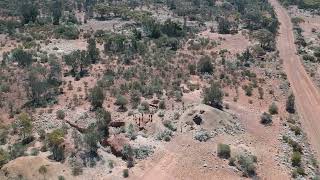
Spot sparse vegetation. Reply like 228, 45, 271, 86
0, 0, 315, 179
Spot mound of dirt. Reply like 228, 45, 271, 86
0, 156, 73, 180
181, 104, 243, 136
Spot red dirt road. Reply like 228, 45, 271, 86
270, 0, 320, 160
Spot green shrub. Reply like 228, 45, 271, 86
290, 125, 301, 135
115, 95, 128, 111
30, 148, 39, 156
296, 167, 305, 176
291, 151, 302, 167
217, 143, 231, 159
58, 176, 65, 180
159, 100, 166, 109
268, 102, 278, 115
0, 84, 10, 93
54, 24, 79, 40
303, 54, 315, 62
108, 160, 114, 169
242, 85, 253, 96
133, 146, 154, 159
140, 101, 150, 112
197, 55, 213, 74
163, 120, 177, 131
238, 155, 256, 177
229, 157, 236, 166
203, 82, 223, 109
56, 110, 65, 120
72, 165, 83, 176
123, 169, 129, 178
9, 143, 26, 159
0, 148, 9, 168
288, 139, 303, 153
127, 123, 137, 140
0, 127, 8, 145
156, 130, 173, 141
194, 129, 211, 142
90, 86, 105, 109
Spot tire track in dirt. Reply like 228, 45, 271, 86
269, 0, 320, 160
138, 151, 176, 180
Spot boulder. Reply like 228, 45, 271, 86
193, 114, 203, 125
102, 135, 128, 157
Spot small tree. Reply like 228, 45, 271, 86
20, 1, 39, 24
127, 123, 137, 140
95, 108, 111, 137
130, 91, 141, 109
51, 0, 62, 25
90, 86, 105, 109
83, 124, 99, 158
140, 101, 150, 112
159, 100, 166, 109
87, 38, 100, 64
286, 93, 295, 113
11, 48, 33, 67
197, 55, 213, 74
17, 113, 33, 140
217, 17, 231, 34
203, 82, 224, 109
253, 29, 274, 50
47, 129, 65, 161
115, 95, 128, 111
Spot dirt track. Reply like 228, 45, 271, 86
270, 0, 320, 160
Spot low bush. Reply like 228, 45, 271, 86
56, 110, 65, 120
163, 120, 177, 131
156, 130, 173, 141
0, 148, 9, 168
303, 54, 316, 62
260, 112, 272, 125
217, 143, 231, 159
133, 146, 154, 159
291, 151, 302, 167
54, 24, 79, 40
290, 125, 301, 135
123, 169, 129, 178
238, 155, 256, 177
268, 102, 278, 115
194, 129, 211, 142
